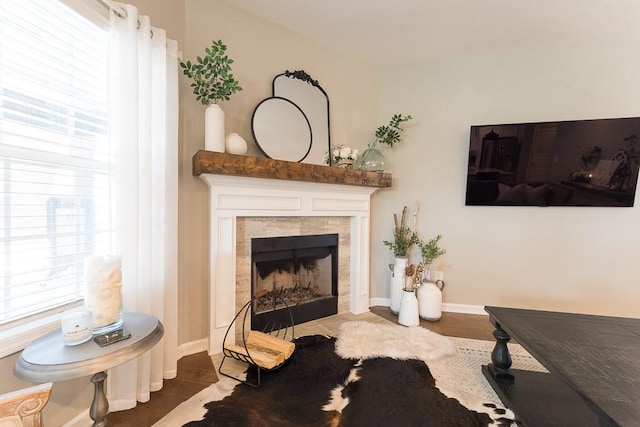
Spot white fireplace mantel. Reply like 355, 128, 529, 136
200, 173, 384, 354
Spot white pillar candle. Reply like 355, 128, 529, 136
61, 309, 93, 346
84, 254, 123, 330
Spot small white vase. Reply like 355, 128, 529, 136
398, 289, 419, 327
389, 256, 407, 314
205, 103, 225, 152
417, 279, 445, 321
225, 133, 248, 155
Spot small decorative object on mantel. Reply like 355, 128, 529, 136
357, 113, 412, 172
180, 40, 242, 153
416, 235, 447, 321
384, 204, 419, 314
225, 132, 248, 155
324, 144, 359, 168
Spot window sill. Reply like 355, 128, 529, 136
0, 313, 66, 359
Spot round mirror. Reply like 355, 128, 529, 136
251, 96, 312, 162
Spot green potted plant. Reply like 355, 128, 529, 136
356, 114, 412, 172
404, 235, 445, 293
384, 205, 419, 314
180, 40, 242, 152
418, 235, 446, 269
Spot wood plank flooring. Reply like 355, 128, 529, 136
106, 307, 494, 426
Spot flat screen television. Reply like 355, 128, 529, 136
465, 117, 640, 207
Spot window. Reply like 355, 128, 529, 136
0, 0, 114, 327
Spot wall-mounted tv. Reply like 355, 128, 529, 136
465, 117, 640, 207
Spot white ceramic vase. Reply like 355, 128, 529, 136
389, 256, 407, 314
205, 103, 225, 152
225, 133, 248, 155
398, 289, 420, 326
417, 279, 445, 321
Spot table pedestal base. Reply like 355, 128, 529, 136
90, 371, 109, 427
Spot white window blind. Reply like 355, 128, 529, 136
0, 0, 114, 326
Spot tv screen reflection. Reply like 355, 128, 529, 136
465, 117, 640, 207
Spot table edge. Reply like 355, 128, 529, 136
14, 320, 164, 382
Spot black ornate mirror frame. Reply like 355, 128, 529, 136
251, 70, 331, 165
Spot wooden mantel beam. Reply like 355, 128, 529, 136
192, 150, 392, 188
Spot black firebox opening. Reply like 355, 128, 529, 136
251, 233, 338, 331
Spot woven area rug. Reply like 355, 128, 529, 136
154, 323, 546, 427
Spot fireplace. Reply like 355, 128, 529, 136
197, 167, 386, 354
251, 234, 338, 330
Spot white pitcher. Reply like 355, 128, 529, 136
417, 279, 445, 321
398, 289, 420, 326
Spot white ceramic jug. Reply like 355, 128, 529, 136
417, 279, 445, 321
398, 289, 420, 326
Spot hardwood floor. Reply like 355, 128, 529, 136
370, 306, 495, 341
106, 307, 494, 426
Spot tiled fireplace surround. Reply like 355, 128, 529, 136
200, 173, 383, 354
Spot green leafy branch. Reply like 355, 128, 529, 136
383, 205, 419, 257
180, 40, 242, 105
373, 114, 412, 148
418, 235, 446, 266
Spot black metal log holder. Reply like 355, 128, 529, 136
218, 290, 296, 388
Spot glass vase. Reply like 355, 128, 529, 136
356, 145, 385, 172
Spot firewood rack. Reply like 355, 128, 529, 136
218, 290, 296, 388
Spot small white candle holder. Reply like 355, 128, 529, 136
61, 309, 93, 346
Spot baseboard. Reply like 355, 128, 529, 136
177, 338, 208, 359
370, 298, 486, 317
442, 303, 488, 316
62, 409, 90, 427
369, 297, 389, 308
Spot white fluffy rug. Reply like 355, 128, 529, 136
335, 320, 457, 361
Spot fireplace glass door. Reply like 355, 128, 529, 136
251, 233, 338, 330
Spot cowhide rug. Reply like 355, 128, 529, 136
181, 334, 515, 426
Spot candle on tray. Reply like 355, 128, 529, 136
84, 254, 124, 333
61, 309, 93, 346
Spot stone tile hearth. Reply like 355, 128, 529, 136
235, 217, 351, 320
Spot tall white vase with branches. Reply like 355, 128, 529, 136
389, 256, 407, 313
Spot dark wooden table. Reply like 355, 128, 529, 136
482, 306, 640, 426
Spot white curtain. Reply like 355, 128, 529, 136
106, 2, 179, 410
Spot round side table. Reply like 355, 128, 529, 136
14, 312, 164, 427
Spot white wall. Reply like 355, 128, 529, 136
372, 44, 640, 317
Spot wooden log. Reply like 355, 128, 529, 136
247, 330, 295, 360
223, 330, 295, 369
224, 343, 284, 369
192, 150, 392, 188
